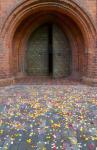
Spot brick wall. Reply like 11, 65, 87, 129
0, 0, 97, 85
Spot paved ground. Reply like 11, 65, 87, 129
0, 83, 97, 150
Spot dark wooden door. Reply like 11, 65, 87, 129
26, 24, 71, 77
26, 25, 49, 76
53, 24, 72, 78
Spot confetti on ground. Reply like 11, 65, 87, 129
0, 84, 97, 150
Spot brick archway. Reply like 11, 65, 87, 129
12, 14, 84, 79
0, 0, 97, 84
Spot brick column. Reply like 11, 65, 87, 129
0, 39, 15, 86
83, 45, 97, 85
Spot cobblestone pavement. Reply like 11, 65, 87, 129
0, 84, 97, 150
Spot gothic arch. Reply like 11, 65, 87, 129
0, 0, 96, 83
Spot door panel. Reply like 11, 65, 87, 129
53, 24, 71, 78
26, 25, 48, 76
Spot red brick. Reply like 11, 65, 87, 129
0, 0, 97, 85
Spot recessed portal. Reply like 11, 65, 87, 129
26, 23, 72, 78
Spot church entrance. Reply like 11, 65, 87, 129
26, 23, 72, 78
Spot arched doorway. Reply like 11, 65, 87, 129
0, 0, 96, 84
26, 24, 72, 78
12, 13, 85, 80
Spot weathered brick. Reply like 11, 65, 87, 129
0, 0, 97, 85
